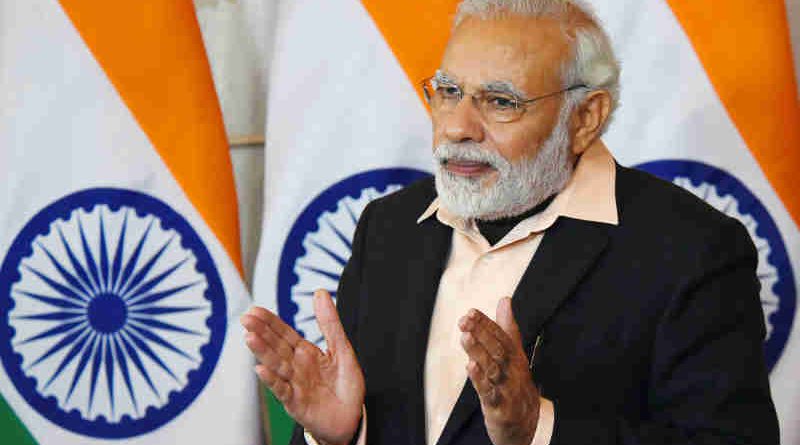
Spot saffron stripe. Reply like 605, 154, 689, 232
666, 0, 800, 227
57, 1, 244, 273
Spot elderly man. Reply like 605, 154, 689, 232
241, 1, 779, 444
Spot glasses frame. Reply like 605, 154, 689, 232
420, 76, 588, 123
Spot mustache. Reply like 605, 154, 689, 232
433, 142, 507, 169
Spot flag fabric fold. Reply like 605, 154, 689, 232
0, 1, 260, 444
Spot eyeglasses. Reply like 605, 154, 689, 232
420, 76, 587, 123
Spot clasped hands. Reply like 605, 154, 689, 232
241, 291, 540, 445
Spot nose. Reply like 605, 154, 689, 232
438, 96, 486, 144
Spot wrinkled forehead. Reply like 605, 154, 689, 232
440, 14, 571, 93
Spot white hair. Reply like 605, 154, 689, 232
454, 0, 621, 133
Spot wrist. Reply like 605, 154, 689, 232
304, 408, 364, 445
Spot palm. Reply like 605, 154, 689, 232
241, 290, 364, 445
285, 337, 364, 443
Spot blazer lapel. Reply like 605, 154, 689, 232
435, 216, 614, 445
398, 216, 452, 445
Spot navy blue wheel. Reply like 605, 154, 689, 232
277, 168, 429, 348
0, 188, 226, 438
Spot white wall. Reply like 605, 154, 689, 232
194, 0, 800, 288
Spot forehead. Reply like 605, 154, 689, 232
440, 15, 570, 93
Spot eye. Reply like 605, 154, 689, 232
436, 84, 461, 100
486, 94, 520, 110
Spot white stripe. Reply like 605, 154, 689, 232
254, 0, 434, 310
0, 1, 259, 443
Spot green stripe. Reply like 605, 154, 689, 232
265, 388, 294, 445
0, 394, 37, 445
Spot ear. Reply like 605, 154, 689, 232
570, 89, 612, 155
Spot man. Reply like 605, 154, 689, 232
241, 1, 780, 444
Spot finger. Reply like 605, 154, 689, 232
240, 312, 263, 332
248, 306, 304, 348
313, 289, 351, 354
496, 297, 525, 353
460, 331, 505, 386
256, 364, 293, 404
245, 333, 294, 380
459, 310, 507, 364
461, 309, 516, 359
467, 360, 502, 407
242, 314, 296, 361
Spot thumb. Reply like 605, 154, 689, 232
496, 297, 523, 349
313, 289, 350, 354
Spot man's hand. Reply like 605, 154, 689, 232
459, 297, 540, 445
241, 290, 364, 445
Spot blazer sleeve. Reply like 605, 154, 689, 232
289, 202, 374, 445
551, 218, 780, 445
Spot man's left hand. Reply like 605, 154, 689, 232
459, 297, 540, 445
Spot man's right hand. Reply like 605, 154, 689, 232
241, 289, 365, 445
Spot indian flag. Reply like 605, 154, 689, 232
252, 1, 800, 444
0, 1, 260, 444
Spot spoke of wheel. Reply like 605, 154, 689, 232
123, 326, 180, 382
23, 264, 88, 304
123, 257, 187, 301
14, 320, 85, 347
15, 289, 85, 310
119, 236, 174, 297
128, 316, 203, 336
77, 216, 102, 292
25, 323, 87, 371
342, 200, 359, 226
321, 214, 353, 251
126, 281, 201, 307
129, 306, 204, 316
98, 211, 112, 292
296, 264, 341, 283
43, 328, 93, 390
111, 335, 139, 414
110, 211, 129, 292
66, 331, 98, 404
56, 225, 97, 296
115, 218, 154, 295
119, 331, 160, 399
104, 336, 116, 416
34, 241, 92, 300
308, 240, 348, 268
87, 335, 104, 413
126, 323, 198, 363
14, 310, 85, 322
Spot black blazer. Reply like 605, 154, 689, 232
292, 165, 779, 445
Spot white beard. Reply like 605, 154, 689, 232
434, 101, 576, 221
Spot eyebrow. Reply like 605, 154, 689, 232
433, 69, 457, 85
481, 81, 527, 99
434, 70, 527, 99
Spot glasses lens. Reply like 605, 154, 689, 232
424, 79, 460, 112
479, 93, 523, 123
422, 77, 528, 123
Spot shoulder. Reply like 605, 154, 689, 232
613, 165, 754, 262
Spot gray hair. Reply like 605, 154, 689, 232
454, 0, 621, 133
